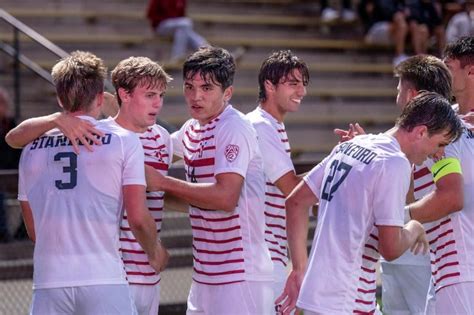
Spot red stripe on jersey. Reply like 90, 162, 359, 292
129, 279, 160, 286
265, 192, 285, 199
194, 236, 242, 244
182, 140, 215, 153
185, 131, 215, 143
269, 248, 287, 257
359, 277, 376, 284
266, 223, 285, 230
362, 255, 378, 263
190, 123, 217, 133
193, 245, 243, 255
193, 255, 244, 266
357, 288, 376, 294
120, 248, 145, 254
126, 271, 156, 276
184, 156, 215, 167
264, 211, 285, 220
266, 182, 275, 186
369, 234, 378, 241
265, 238, 278, 245
355, 299, 372, 305
145, 161, 169, 171
353, 310, 375, 314
120, 238, 138, 243
193, 267, 244, 276
281, 139, 289, 143
190, 214, 239, 222
434, 272, 460, 290
149, 207, 163, 211
285, 149, 291, 153
361, 267, 376, 273
123, 260, 150, 266
272, 257, 288, 266
429, 229, 454, 245
433, 261, 459, 275
414, 181, 434, 192
191, 225, 241, 233
142, 144, 165, 151
147, 196, 164, 200
274, 234, 287, 241
277, 129, 285, 133
140, 134, 161, 141
432, 240, 456, 254
193, 279, 243, 286
413, 167, 430, 179
426, 218, 451, 234
365, 244, 379, 253
431, 250, 457, 265
265, 201, 285, 209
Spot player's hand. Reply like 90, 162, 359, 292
410, 226, 429, 255
145, 164, 166, 191
275, 270, 305, 315
54, 112, 104, 154
149, 241, 170, 273
334, 123, 365, 143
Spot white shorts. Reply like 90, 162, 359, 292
186, 280, 274, 315
129, 283, 160, 315
30, 284, 137, 315
365, 22, 392, 45
435, 282, 474, 314
380, 262, 431, 315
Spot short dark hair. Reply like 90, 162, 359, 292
444, 36, 474, 68
396, 91, 462, 142
394, 55, 452, 100
258, 50, 309, 102
183, 46, 235, 90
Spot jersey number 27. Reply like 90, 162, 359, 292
321, 159, 352, 201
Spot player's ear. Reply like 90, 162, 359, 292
117, 87, 130, 104
412, 125, 428, 140
264, 80, 275, 92
223, 86, 233, 103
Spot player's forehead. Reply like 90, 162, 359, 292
184, 72, 221, 87
279, 69, 304, 83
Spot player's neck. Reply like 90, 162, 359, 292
387, 127, 413, 163
455, 88, 474, 114
115, 113, 147, 133
259, 102, 285, 123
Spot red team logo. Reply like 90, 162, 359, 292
225, 144, 239, 162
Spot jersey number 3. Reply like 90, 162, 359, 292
321, 159, 352, 201
54, 152, 77, 190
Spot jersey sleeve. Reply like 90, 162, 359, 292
253, 121, 294, 183
214, 119, 256, 178
303, 154, 331, 199
122, 133, 146, 186
443, 133, 462, 160
372, 157, 410, 227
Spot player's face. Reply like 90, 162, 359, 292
273, 69, 307, 115
396, 79, 414, 109
413, 130, 451, 165
126, 83, 165, 131
444, 57, 470, 98
184, 72, 232, 125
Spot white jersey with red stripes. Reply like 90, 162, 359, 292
172, 105, 273, 285
246, 107, 294, 281
297, 134, 408, 314
119, 122, 173, 285
425, 121, 474, 293
17, 116, 146, 289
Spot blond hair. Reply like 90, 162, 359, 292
51, 51, 107, 113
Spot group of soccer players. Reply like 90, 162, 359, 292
5, 36, 474, 315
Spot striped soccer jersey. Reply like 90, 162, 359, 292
298, 134, 408, 314
246, 107, 294, 280
423, 122, 474, 292
18, 116, 146, 289
172, 105, 273, 285
120, 123, 173, 285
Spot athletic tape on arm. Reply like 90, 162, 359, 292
430, 158, 462, 183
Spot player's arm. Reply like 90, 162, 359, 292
123, 184, 169, 272
378, 221, 428, 261
276, 181, 318, 315
408, 158, 463, 223
146, 167, 243, 212
5, 112, 103, 153
19, 201, 35, 243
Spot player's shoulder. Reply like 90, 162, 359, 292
147, 123, 171, 139
357, 133, 409, 165
219, 105, 255, 131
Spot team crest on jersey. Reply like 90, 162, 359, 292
225, 144, 239, 162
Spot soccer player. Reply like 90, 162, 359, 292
7, 56, 173, 315
406, 36, 474, 314
333, 54, 453, 314
15, 51, 164, 314
145, 46, 274, 314
246, 50, 309, 305
276, 92, 462, 315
